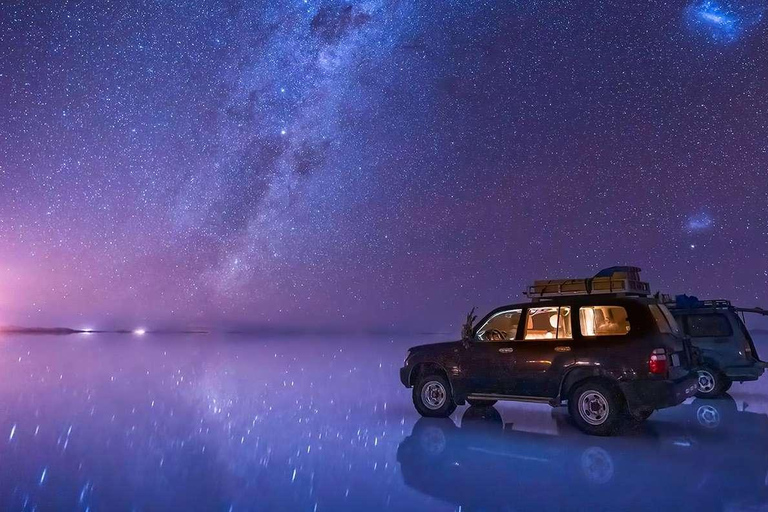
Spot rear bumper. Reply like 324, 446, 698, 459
620, 374, 698, 414
723, 363, 765, 381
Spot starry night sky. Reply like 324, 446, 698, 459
1, 0, 767, 331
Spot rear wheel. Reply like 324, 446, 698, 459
568, 380, 626, 436
413, 374, 457, 418
695, 367, 730, 398
466, 398, 498, 407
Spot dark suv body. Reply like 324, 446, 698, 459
668, 300, 767, 398
400, 295, 699, 435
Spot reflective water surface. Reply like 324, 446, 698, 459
1, 334, 767, 511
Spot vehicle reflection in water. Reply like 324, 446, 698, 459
398, 397, 768, 512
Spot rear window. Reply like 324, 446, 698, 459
579, 306, 630, 336
685, 314, 733, 338
650, 304, 681, 335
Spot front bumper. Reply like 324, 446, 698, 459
621, 374, 698, 414
400, 366, 411, 387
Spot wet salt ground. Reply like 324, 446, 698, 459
0, 334, 766, 512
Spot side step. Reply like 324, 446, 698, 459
467, 393, 559, 406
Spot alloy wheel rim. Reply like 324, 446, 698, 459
697, 370, 716, 393
422, 381, 447, 410
579, 391, 610, 425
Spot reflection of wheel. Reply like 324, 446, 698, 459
568, 379, 625, 436
412, 418, 456, 456
696, 404, 721, 429
692, 395, 737, 430
695, 367, 731, 398
413, 374, 457, 417
418, 425, 447, 455
461, 405, 503, 434
467, 398, 498, 407
580, 446, 615, 484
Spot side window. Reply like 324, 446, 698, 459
685, 314, 733, 337
579, 306, 630, 336
658, 305, 681, 335
476, 309, 523, 342
650, 304, 681, 335
523, 306, 572, 340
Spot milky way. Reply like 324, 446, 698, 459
1, 1, 768, 330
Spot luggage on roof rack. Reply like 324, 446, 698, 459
663, 295, 733, 309
663, 295, 767, 316
524, 266, 651, 300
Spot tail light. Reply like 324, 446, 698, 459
649, 348, 668, 375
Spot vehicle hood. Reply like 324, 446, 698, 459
407, 340, 461, 354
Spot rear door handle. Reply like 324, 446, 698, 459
498, 348, 514, 353
555, 346, 571, 352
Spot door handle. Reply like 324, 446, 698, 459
498, 348, 514, 353
555, 346, 571, 352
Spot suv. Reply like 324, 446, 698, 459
667, 298, 767, 398
400, 293, 699, 435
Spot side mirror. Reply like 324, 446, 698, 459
461, 307, 477, 348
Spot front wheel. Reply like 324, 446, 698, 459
695, 367, 730, 398
413, 374, 457, 418
568, 380, 626, 436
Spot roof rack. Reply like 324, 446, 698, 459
524, 266, 651, 301
664, 297, 732, 309
663, 296, 767, 316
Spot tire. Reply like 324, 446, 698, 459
694, 367, 730, 398
413, 373, 457, 418
568, 379, 626, 436
466, 398, 498, 407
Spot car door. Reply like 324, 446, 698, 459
511, 305, 575, 398
462, 309, 523, 394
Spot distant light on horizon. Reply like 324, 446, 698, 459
134, 328, 147, 336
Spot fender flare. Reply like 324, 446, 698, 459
698, 357, 722, 371
556, 365, 623, 403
